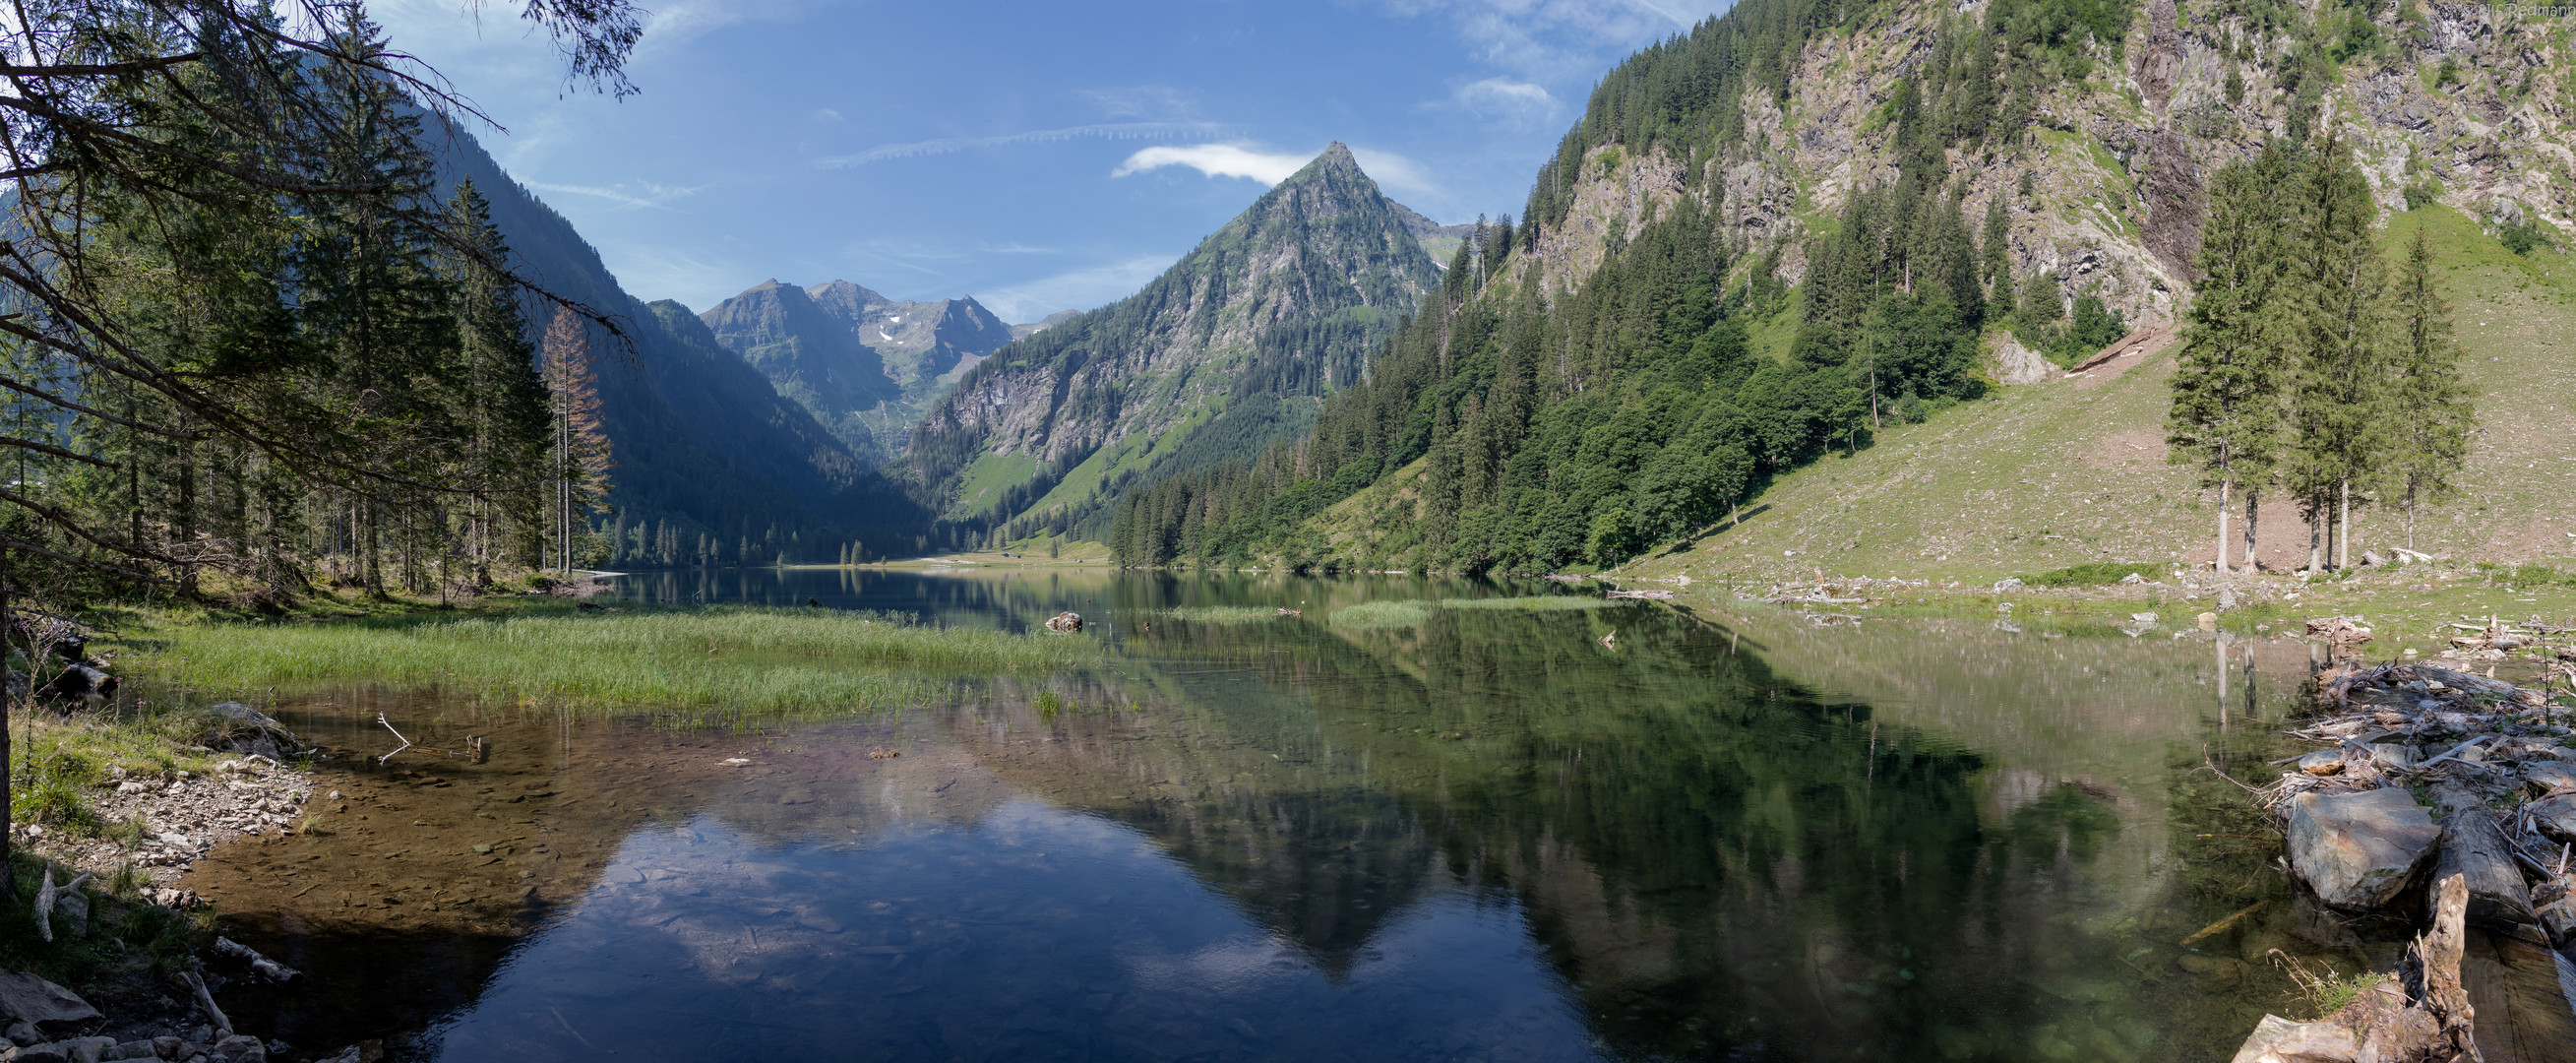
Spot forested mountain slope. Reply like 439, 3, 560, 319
426, 127, 932, 560
902, 144, 1444, 537
700, 281, 1021, 466
1093, 0, 2572, 573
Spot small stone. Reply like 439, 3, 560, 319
2218, 588, 2239, 610
2367, 744, 2423, 770
2131, 611, 2160, 624
2285, 788, 2441, 909
151, 1039, 181, 1060
62, 1035, 114, 1063
1993, 577, 2023, 592
326, 791, 341, 800
471, 844, 492, 855
2297, 749, 2347, 776
2197, 611, 2218, 628
105, 1040, 153, 1061
5, 1022, 35, 1047
11, 1045, 71, 1063
208, 1035, 263, 1063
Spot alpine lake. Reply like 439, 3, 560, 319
162, 567, 2370, 1061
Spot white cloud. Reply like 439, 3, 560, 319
1378, 0, 1733, 83
1111, 143, 1441, 200
1113, 144, 1311, 184
527, 181, 710, 212
813, 108, 844, 123
1448, 77, 1557, 122
1349, 148, 1441, 198
812, 121, 1244, 169
975, 254, 1179, 323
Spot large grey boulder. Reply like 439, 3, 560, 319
2285, 788, 2440, 909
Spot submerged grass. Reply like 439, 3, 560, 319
1328, 601, 1433, 628
112, 604, 1102, 716
1331, 595, 1616, 628
1156, 605, 1295, 624
1440, 595, 1620, 611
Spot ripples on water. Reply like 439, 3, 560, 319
184, 568, 2347, 1061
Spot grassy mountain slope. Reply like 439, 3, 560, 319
1623, 205, 2576, 585
903, 144, 1442, 535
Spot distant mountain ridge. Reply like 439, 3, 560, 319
419, 124, 929, 556
702, 281, 1050, 466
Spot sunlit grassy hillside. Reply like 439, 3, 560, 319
1627, 205, 2576, 585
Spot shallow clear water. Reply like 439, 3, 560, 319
185, 569, 2354, 1061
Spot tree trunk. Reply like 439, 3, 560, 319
2318, 494, 2339, 571
1, 541, 15, 902
2216, 478, 2233, 574
2242, 486, 2260, 575
2337, 478, 2351, 570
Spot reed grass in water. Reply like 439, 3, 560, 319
118, 606, 1100, 715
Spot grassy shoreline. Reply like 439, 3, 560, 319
106, 601, 1104, 717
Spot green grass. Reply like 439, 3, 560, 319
112, 605, 1102, 716
2016, 562, 2169, 588
1155, 604, 1297, 624
1439, 595, 1622, 611
1327, 600, 1434, 628
1328, 595, 1618, 628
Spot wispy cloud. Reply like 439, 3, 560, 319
1381, 0, 1731, 83
1113, 144, 1312, 184
811, 122, 1244, 169
1113, 143, 1441, 200
1446, 77, 1557, 123
527, 181, 711, 211
976, 254, 1179, 323
1349, 148, 1441, 198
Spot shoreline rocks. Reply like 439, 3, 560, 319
2285, 788, 2439, 909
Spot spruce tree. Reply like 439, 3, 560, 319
2167, 149, 2291, 575
448, 179, 555, 582
2383, 225, 2474, 550
2281, 135, 2391, 571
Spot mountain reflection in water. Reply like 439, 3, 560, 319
187, 569, 2325, 1061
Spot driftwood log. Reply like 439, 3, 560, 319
2230, 874, 2478, 1063
177, 970, 232, 1037
215, 936, 300, 981
31, 866, 92, 942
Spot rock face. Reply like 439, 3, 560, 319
2285, 788, 2439, 909
702, 281, 1021, 464
906, 143, 1441, 524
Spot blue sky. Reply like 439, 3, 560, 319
379, 0, 1733, 322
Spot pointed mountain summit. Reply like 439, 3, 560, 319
902, 142, 1441, 531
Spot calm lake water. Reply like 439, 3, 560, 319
182, 567, 2360, 1061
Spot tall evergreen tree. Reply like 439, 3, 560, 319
447, 179, 555, 582
2281, 135, 2390, 572
2383, 226, 2474, 550
2167, 149, 2292, 575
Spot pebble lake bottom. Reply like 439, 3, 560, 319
181, 567, 2361, 1061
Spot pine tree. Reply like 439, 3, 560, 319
2280, 135, 2391, 572
2167, 149, 2292, 575
2383, 225, 2474, 550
